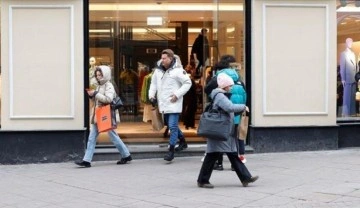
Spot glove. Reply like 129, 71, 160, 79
150, 98, 157, 107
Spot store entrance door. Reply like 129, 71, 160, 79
88, 0, 245, 144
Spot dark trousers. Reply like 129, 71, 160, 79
216, 124, 245, 164
197, 152, 252, 184
235, 124, 245, 155
216, 139, 245, 165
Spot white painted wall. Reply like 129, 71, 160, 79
252, 0, 337, 126
1, 0, 84, 130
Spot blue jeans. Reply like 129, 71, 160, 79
83, 124, 130, 162
164, 113, 184, 146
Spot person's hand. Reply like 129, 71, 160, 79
87, 90, 95, 96
149, 97, 157, 107
170, 94, 178, 103
245, 106, 250, 112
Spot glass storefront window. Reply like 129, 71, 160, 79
89, 0, 245, 143
337, 0, 360, 121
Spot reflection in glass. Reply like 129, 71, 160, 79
337, 0, 360, 120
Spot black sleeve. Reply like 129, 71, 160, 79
204, 77, 218, 96
191, 37, 200, 54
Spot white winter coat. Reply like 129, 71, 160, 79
90, 65, 117, 124
148, 57, 191, 113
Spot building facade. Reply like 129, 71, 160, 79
0, 0, 358, 164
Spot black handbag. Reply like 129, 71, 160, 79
197, 93, 233, 141
111, 96, 123, 109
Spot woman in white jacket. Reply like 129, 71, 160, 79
75, 65, 132, 167
149, 49, 191, 161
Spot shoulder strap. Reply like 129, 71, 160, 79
111, 80, 120, 95
208, 92, 228, 114
211, 92, 221, 104
210, 92, 223, 110
204, 92, 221, 112
235, 80, 246, 91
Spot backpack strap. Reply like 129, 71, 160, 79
236, 79, 246, 91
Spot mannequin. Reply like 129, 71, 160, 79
340, 38, 357, 116
89, 57, 97, 90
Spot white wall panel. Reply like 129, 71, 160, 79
1, 0, 84, 130
252, 0, 337, 126
263, 4, 328, 115
9, 5, 74, 118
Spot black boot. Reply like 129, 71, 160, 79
175, 139, 188, 152
75, 160, 91, 168
164, 145, 175, 161
213, 162, 224, 171
117, 155, 132, 165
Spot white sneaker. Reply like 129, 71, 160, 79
201, 153, 206, 162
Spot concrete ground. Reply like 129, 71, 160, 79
1, 148, 360, 208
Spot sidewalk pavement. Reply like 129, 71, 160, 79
1, 148, 360, 208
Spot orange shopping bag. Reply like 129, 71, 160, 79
96, 105, 116, 133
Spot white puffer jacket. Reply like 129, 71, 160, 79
149, 56, 191, 113
90, 65, 116, 124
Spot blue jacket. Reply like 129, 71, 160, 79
216, 68, 247, 124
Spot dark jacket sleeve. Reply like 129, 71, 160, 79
204, 77, 218, 96
191, 36, 201, 55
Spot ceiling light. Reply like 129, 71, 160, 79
89, 28, 231, 34
147, 17, 163, 26
337, 7, 360, 12
90, 3, 243, 11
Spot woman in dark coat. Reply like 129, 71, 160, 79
197, 73, 258, 188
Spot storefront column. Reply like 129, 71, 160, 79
249, 0, 338, 152
0, 0, 86, 164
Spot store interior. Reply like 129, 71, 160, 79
88, 0, 245, 143
1, 1, 357, 132
337, 0, 360, 120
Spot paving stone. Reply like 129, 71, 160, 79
1, 148, 360, 207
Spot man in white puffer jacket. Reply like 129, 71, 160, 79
149, 49, 191, 161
